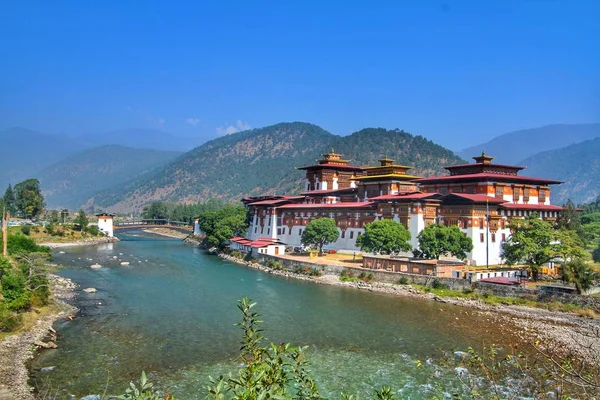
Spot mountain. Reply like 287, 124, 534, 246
519, 138, 600, 205
458, 123, 600, 165
38, 145, 181, 209
77, 129, 202, 152
87, 122, 465, 213
0, 127, 86, 190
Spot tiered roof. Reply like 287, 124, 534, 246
297, 150, 363, 171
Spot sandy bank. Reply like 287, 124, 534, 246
0, 275, 78, 400
142, 227, 189, 239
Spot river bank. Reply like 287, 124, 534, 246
218, 252, 600, 364
142, 227, 189, 239
40, 236, 119, 249
0, 275, 78, 400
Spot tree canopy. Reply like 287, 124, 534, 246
3, 184, 16, 215
74, 209, 89, 231
417, 224, 473, 260
356, 219, 411, 255
301, 218, 339, 255
198, 205, 248, 248
561, 259, 595, 295
13, 179, 45, 219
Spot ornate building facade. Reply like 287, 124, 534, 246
242, 151, 563, 266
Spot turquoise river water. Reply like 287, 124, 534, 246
30, 231, 523, 399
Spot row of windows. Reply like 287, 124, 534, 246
479, 233, 506, 243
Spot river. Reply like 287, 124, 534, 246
30, 231, 522, 399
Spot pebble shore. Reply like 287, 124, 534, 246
0, 275, 78, 400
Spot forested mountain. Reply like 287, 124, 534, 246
87, 122, 465, 213
0, 127, 85, 190
38, 145, 181, 209
520, 137, 600, 205
458, 123, 600, 165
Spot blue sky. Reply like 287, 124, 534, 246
1, 0, 598, 150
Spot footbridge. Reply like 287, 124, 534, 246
114, 219, 193, 233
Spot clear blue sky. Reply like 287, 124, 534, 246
1, 0, 599, 150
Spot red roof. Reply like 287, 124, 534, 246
443, 193, 507, 204
278, 202, 376, 209
248, 199, 296, 206
500, 203, 563, 211
297, 163, 364, 171
413, 173, 562, 185
370, 192, 439, 201
479, 277, 521, 285
302, 188, 356, 195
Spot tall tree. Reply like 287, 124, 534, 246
417, 224, 473, 260
198, 205, 248, 248
13, 179, 45, 219
3, 184, 16, 215
501, 214, 559, 281
356, 219, 411, 255
301, 218, 339, 255
558, 199, 581, 231
142, 201, 170, 220
74, 209, 89, 231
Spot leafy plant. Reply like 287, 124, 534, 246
116, 371, 176, 400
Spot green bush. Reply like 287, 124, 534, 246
21, 225, 31, 235
0, 303, 22, 332
85, 224, 102, 236
309, 267, 322, 277
230, 250, 244, 260
397, 276, 409, 285
431, 279, 449, 290
7, 234, 50, 255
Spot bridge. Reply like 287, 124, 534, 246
114, 219, 193, 233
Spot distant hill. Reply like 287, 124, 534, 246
76, 128, 202, 152
87, 122, 465, 213
0, 127, 85, 190
38, 145, 181, 209
458, 123, 600, 165
519, 138, 600, 205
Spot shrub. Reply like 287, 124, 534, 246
340, 270, 358, 282
230, 250, 244, 260
44, 223, 55, 235
431, 279, 449, 290
85, 225, 102, 236
462, 287, 474, 295
0, 304, 22, 332
309, 267, 322, 277
397, 276, 409, 285
21, 226, 31, 235
7, 234, 50, 255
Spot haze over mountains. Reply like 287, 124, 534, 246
1, 122, 599, 212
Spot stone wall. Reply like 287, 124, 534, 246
474, 281, 538, 299
254, 254, 472, 291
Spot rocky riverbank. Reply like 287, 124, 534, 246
0, 275, 78, 400
218, 252, 600, 365
40, 236, 119, 249
143, 227, 189, 239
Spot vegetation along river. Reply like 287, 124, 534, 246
31, 231, 524, 399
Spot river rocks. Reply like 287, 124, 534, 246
83, 288, 97, 293
34, 341, 57, 349
454, 367, 469, 376
120, 261, 130, 266
90, 264, 101, 269
40, 366, 55, 372
433, 295, 448, 303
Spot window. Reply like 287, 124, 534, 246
277, 228, 281, 235
501, 233, 506, 242
491, 233, 496, 243
523, 188, 530, 202
513, 187, 520, 201
299, 229, 303, 236
495, 186, 504, 198
350, 231, 354, 239
480, 233, 484, 242
341, 230, 345, 239
539, 189, 547, 202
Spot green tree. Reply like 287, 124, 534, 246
14, 179, 45, 219
198, 205, 249, 248
555, 229, 588, 261
356, 219, 411, 255
417, 224, 473, 260
49, 210, 60, 224
3, 184, 17, 215
501, 214, 559, 281
592, 246, 600, 263
142, 201, 170, 220
558, 199, 582, 232
74, 209, 89, 231
301, 218, 339, 255
561, 259, 595, 294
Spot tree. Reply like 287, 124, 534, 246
417, 224, 473, 260
13, 179, 45, 219
3, 184, 16, 215
142, 201, 170, 220
74, 209, 89, 231
558, 199, 582, 232
49, 210, 60, 224
356, 219, 411, 255
555, 228, 588, 261
198, 205, 249, 248
501, 214, 559, 281
561, 259, 595, 294
593, 246, 600, 263
301, 218, 339, 255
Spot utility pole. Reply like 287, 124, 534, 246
2, 207, 8, 257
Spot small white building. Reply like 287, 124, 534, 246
229, 237, 286, 256
96, 213, 114, 237
193, 218, 205, 236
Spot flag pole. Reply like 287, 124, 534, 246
2, 206, 8, 257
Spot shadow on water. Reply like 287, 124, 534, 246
30, 230, 525, 399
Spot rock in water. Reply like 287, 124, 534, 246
90, 264, 101, 269
40, 366, 56, 372
83, 287, 97, 293
120, 261, 130, 266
